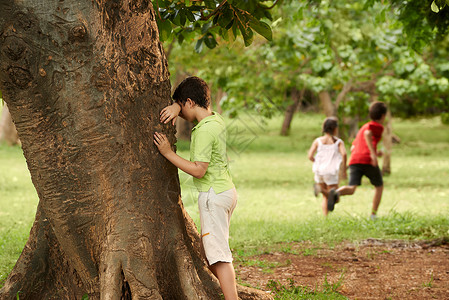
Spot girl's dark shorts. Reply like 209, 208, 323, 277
348, 164, 383, 187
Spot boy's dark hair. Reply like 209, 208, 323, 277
369, 101, 387, 121
322, 117, 338, 134
172, 76, 210, 109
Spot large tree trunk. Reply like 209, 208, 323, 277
0, 1, 270, 299
0, 103, 20, 145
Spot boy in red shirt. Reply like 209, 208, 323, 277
328, 101, 388, 220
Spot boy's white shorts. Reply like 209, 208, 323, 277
198, 187, 237, 266
314, 173, 339, 185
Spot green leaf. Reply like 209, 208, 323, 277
204, 0, 216, 9
180, 9, 186, 26
218, 7, 234, 28
431, 1, 440, 13
231, 21, 238, 38
204, 33, 218, 49
235, 11, 254, 46
201, 22, 213, 34
219, 27, 229, 41
177, 32, 185, 44
238, 22, 254, 46
156, 19, 172, 41
225, 19, 234, 30
249, 19, 272, 41
185, 9, 195, 22
195, 38, 204, 53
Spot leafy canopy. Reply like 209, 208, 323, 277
153, 0, 275, 52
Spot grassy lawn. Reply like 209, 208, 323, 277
1, 112, 448, 298
178, 113, 449, 254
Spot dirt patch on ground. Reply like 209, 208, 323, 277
236, 239, 449, 299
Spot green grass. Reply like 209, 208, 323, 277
178, 113, 449, 255
0, 144, 39, 285
267, 277, 348, 299
1, 113, 449, 296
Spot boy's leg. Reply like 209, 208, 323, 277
365, 165, 383, 218
209, 262, 238, 300
371, 185, 383, 215
327, 185, 356, 212
335, 164, 361, 198
337, 185, 357, 196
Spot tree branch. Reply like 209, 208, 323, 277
335, 78, 353, 108
200, 0, 228, 21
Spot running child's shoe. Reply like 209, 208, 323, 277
327, 189, 339, 212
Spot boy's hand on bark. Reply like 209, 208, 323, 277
153, 132, 172, 156
160, 103, 181, 125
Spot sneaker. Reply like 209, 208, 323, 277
370, 214, 378, 221
327, 189, 339, 212
313, 184, 321, 197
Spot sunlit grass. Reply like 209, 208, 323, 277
1, 113, 449, 290
178, 114, 449, 254
0, 144, 38, 285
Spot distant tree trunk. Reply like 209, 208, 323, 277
382, 110, 393, 175
318, 91, 334, 116
0, 1, 270, 299
0, 103, 20, 145
214, 88, 224, 114
280, 88, 303, 136
176, 118, 194, 140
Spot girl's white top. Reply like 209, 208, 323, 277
312, 137, 343, 176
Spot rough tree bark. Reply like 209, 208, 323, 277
0, 103, 20, 145
0, 1, 271, 299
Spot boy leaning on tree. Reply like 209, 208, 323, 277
153, 76, 239, 300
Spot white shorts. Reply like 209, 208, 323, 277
198, 187, 237, 265
314, 173, 339, 185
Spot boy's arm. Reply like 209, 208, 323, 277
307, 140, 318, 162
363, 130, 378, 166
153, 132, 209, 178
160, 102, 182, 125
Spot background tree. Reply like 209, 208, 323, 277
165, 0, 449, 174
0, 0, 274, 299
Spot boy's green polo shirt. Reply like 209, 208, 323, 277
190, 112, 234, 194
